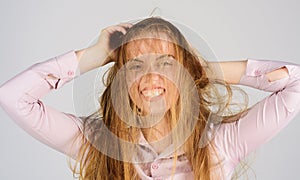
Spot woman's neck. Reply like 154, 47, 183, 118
141, 117, 172, 154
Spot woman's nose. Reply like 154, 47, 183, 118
141, 73, 161, 84
145, 72, 160, 80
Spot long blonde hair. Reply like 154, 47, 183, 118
71, 17, 249, 180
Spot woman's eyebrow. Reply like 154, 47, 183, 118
127, 54, 175, 62
128, 58, 144, 62
156, 54, 175, 60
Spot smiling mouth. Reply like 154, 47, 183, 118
140, 88, 165, 100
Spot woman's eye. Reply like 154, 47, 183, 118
128, 64, 142, 70
159, 59, 173, 67
163, 61, 173, 66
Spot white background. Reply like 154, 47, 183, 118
0, 0, 299, 179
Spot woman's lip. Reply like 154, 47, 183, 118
140, 86, 165, 92
139, 87, 166, 102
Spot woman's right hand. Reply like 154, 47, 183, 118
76, 23, 132, 74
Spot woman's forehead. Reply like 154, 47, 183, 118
125, 38, 177, 60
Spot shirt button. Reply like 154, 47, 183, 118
151, 163, 159, 169
67, 70, 74, 76
254, 70, 261, 76
184, 168, 191, 172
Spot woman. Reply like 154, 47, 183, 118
0, 17, 299, 179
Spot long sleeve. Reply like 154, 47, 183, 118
214, 59, 300, 166
0, 51, 83, 159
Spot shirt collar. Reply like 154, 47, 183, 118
137, 131, 186, 159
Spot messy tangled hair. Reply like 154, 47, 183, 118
71, 17, 249, 179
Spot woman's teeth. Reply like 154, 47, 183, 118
142, 88, 164, 98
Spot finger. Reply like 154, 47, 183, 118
111, 26, 127, 35
101, 23, 132, 35
118, 23, 133, 29
114, 23, 133, 32
103, 25, 127, 35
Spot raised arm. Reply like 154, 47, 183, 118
0, 23, 132, 159
0, 51, 83, 159
209, 60, 289, 85
211, 59, 300, 166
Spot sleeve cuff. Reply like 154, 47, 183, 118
238, 59, 296, 92
245, 59, 291, 77
55, 50, 81, 78
29, 50, 80, 90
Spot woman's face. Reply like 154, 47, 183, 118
124, 38, 180, 116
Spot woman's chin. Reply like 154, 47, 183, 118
133, 98, 169, 127
140, 96, 169, 115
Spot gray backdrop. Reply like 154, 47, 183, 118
0, 0, 299, 179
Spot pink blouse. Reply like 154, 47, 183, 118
1, 51, 300, 179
